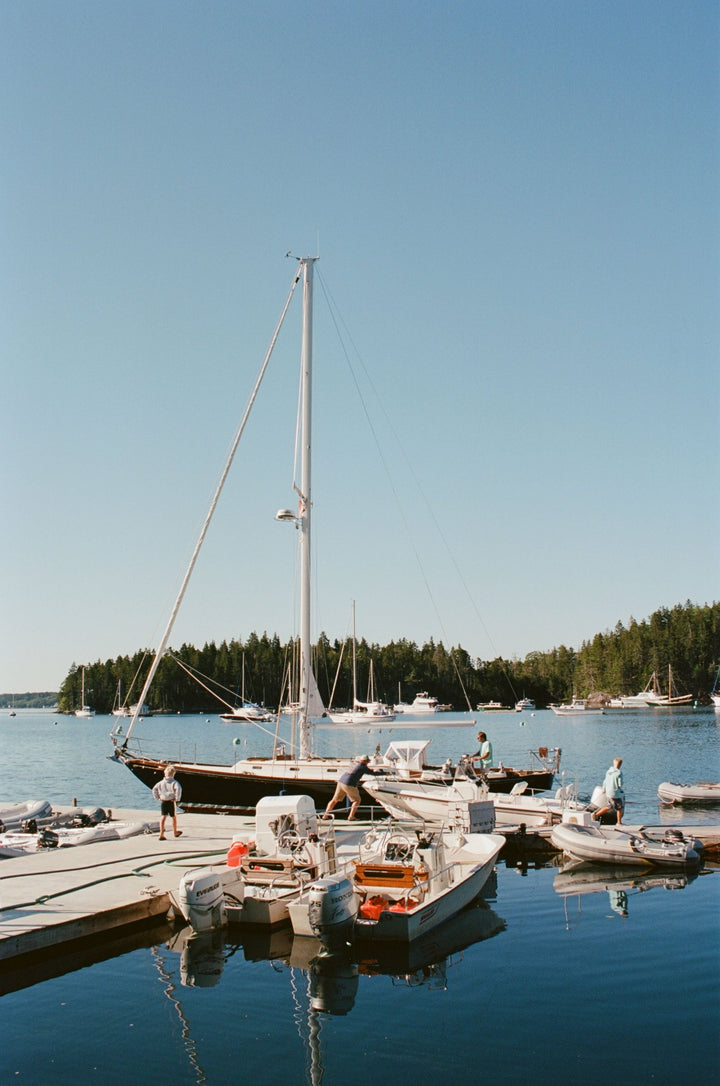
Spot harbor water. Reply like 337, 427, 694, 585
1, 707, 719, 1085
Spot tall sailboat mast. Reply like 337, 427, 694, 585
298, 256, 316, 760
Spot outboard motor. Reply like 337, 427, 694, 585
178, 868, 229, 933
307, 876, 359, 948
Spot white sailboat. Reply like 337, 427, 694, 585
112, 258, 555, 809
112, 679, 130, 717
711, 667, 720, 710
113, 259, 378, 808
75, 667, 95, 718
220, 654, 274, 723
328, 602, 395, 724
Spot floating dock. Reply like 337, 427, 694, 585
1, 806, 718, 979
0, 807, 254, 970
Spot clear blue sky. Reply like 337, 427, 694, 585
2, 2, 718, 693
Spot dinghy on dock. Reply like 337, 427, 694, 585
550, 811, 703, 869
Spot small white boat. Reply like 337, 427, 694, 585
394, 691, 440, 714
220, 702, 274, 723
0, 816, 155, 857
550, 698, 604, 716
477, 701, 509, 712
514, 697, 535, 712
657, 781, 720, 806
0, 799, 54, 829
297, 821, 505, 945
550, 811, 702, 868
176, 795, 344, 931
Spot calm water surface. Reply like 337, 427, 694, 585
1, 708, 718, 1085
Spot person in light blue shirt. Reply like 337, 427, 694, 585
593, 757, 625, 824
474, 731, 493, 769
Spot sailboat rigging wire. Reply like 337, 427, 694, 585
118, 265, 303, 748
316, 269, 517, 706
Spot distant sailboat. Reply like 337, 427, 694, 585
328, 603, 395, 724
220, 654, 274, 723
642, 666, 693, 707
75, 667, 95, 718
112, 679, 130, 717
710, 667, 720, 710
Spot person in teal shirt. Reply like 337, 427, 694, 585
474, 731, 493, 769
593, 757, 625, 824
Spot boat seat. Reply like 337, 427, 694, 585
354, 862, 422, 889
510, 782, 528, 795
241, 857, 316, 882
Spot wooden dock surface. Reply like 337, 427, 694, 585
1, 806, 718, 975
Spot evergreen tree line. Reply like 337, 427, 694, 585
56, 601, 720, 714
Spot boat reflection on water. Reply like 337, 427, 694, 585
161, 900, 504, 1085
553, 863, 697, 926
165, 897, 506, 999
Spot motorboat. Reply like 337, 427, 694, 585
394, 691, 441, 714
550, 698, 604, 716
477, 701, 509, 712
514, 697, 535, 712
363, 769, 591, 829
550, 810, 702, 868
175, 796, 347, 932
657, 781, 720, 806
290, 819, 505, 945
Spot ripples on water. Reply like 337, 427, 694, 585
1, 709, 718, 1085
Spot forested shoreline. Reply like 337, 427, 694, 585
47, 601, 720, 715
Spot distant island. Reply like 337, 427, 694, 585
0, 692, 58, 710
38, 599, 720, 716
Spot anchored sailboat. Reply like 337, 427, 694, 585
112, 258, 370, 809
112, 258, 559, 810
75, 666, 95, 718
641, 666, 693, 707
328, 602, 395, 724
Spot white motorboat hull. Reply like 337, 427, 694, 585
657, 781, 720, 806
295, 828, 504, 944
363, 777, 588, 828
